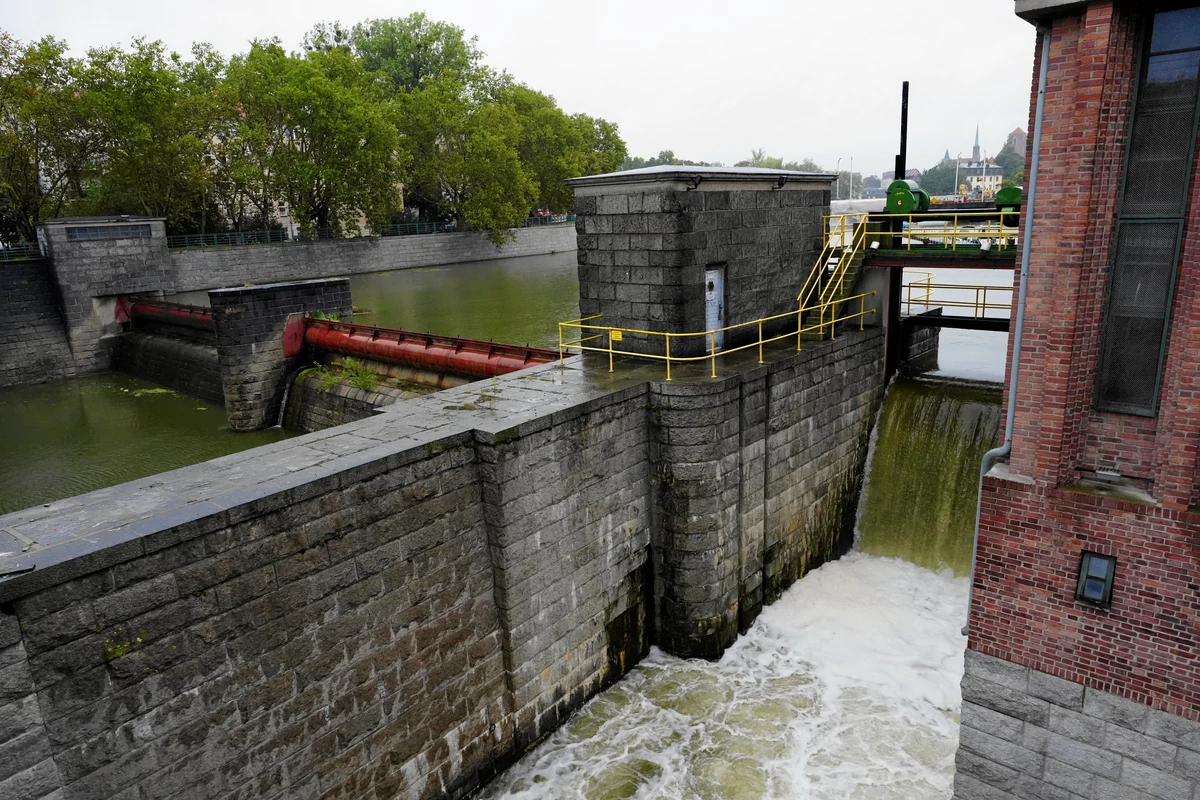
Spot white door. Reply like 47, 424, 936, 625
705, 267, 725, 352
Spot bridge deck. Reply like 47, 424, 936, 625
865, 248, 1018, 271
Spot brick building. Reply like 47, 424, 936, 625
954, 2, 1200, 798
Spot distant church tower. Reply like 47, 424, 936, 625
972, 124, 981, 162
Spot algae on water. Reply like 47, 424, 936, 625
856, 377, 1002, 576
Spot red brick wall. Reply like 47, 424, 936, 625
971, 475, 1200, 719
970, 0, 1200, 719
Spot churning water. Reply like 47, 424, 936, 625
482, 555, 969, 800
482, 376, 1003, 800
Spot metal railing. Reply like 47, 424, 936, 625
903, 278, 1013, 319
167, 230, 290, 250
0, 242, 43, 261
823, 211, 1021, 252
523, 214, 575, 226
377, 221, 456, 236
558, 292, 877, 381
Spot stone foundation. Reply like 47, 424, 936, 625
955, 650, 1200, 799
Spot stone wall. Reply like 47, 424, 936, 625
210, 280, 353, 431
648, 331, 882, 657
111, 333, 224, 405
0, 259, 75, 389
0, 329, 885, 799
171, 225, 577, 293
955, 650, 1200, 799
282, 372, 410, 433
569, 171, 832, 357
40, 219, 172, 375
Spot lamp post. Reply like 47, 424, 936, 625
955, 152, 962, 200
981, 148, 988, 198
849, 156, 854, 200
836, 157, 842, 200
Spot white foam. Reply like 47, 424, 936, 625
481, 553, 968, 800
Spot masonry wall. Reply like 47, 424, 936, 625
41, 221, 172, 375
574, 186, 828, 356
281, 373, 410, 433
171, 226, 576, 293
0, 329, 885, 799
650, 330, 884, 658
210, 280, 353, 431
955, 650, 1200, 800
0, 259, 75, 389
112, 333, 224, 405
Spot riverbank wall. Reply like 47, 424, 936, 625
0, 328, 884, 800
0, 223, 576, 391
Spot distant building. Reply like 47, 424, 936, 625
959, 162, 1004, 197
881, 168, 922, 182
1007, 126, 1027, 156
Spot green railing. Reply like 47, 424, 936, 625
0, 242, 43, 261
377, 221, 457, 236
167, 230, 290, 250
523, 214, 575, 226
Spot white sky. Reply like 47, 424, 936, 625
5, 0, 1035, 177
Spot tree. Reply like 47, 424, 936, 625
335, 14, 483, 92
620, 149, 720, 170
398, 75, 534, 241
275, 47, 403, 236
917, 157, 961, 196
81, 39, 225, 230
0, 32, 101, 241
994, 133, 1025, 185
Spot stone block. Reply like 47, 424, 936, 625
962, 674, 1051, 726
1084, 688, 1151, 733
1045, 731, 1121, 780
1118, 758, 1193, 800
1028, 670, 1084, 711
1105, 722, 1178, 771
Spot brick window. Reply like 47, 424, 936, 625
1095, 6, 1200, 415
64, 224, 152, 241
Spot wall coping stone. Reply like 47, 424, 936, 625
0, 329, 880, 604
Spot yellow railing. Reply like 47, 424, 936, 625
903, 279, 1013, 319
558, 292, 877, 381
823, 211, 1021, 252
906, 270, 935, 307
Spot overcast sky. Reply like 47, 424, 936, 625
6, 0, 1035, 177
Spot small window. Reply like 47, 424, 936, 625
65, 224, 152, 241
1075, 552, 1116, 608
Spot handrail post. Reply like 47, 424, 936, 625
860, 294, 866, 330
665, 335, 672, 381
558, 323, 564, 365
797, 308, 804, 351
710, 333, 717, 378
608, 330, 614, 373
758, 321, 764, 364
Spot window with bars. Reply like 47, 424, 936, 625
64, 224, 152, 242
1095, 6, 1200, 415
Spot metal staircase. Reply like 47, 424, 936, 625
798, 217, 869, 339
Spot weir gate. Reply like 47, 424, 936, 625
0, 168, 1016, 799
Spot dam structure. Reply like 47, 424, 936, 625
0, 166, 935, 799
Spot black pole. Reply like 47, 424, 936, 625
885, 81, 910, 380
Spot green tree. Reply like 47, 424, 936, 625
275, 47, 403, 236
917, 157, 961, 196
335, 14, 483, 92
620, 149, 720, 170
0, 32, 100, 242
398, 76, 534, 241
81, 39, 225, 229
994, 133, 1025, 184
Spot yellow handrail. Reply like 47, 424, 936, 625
821, 211, 1021, 252
902, 282, 1013, 319
557, 291, 878, 381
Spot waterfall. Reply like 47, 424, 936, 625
855, 376, 1002, 575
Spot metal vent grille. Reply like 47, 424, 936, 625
1122, 53, 1200, 216
1096, 222, 1181, 412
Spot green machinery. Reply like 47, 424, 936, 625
886, 179, 931, 214
995, 186, 1023, 226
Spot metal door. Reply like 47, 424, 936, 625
705, 266, 725, 352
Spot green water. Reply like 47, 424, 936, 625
855, 377, 1002, 575
348, 252, 580, 349
0, 373, 289, 514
